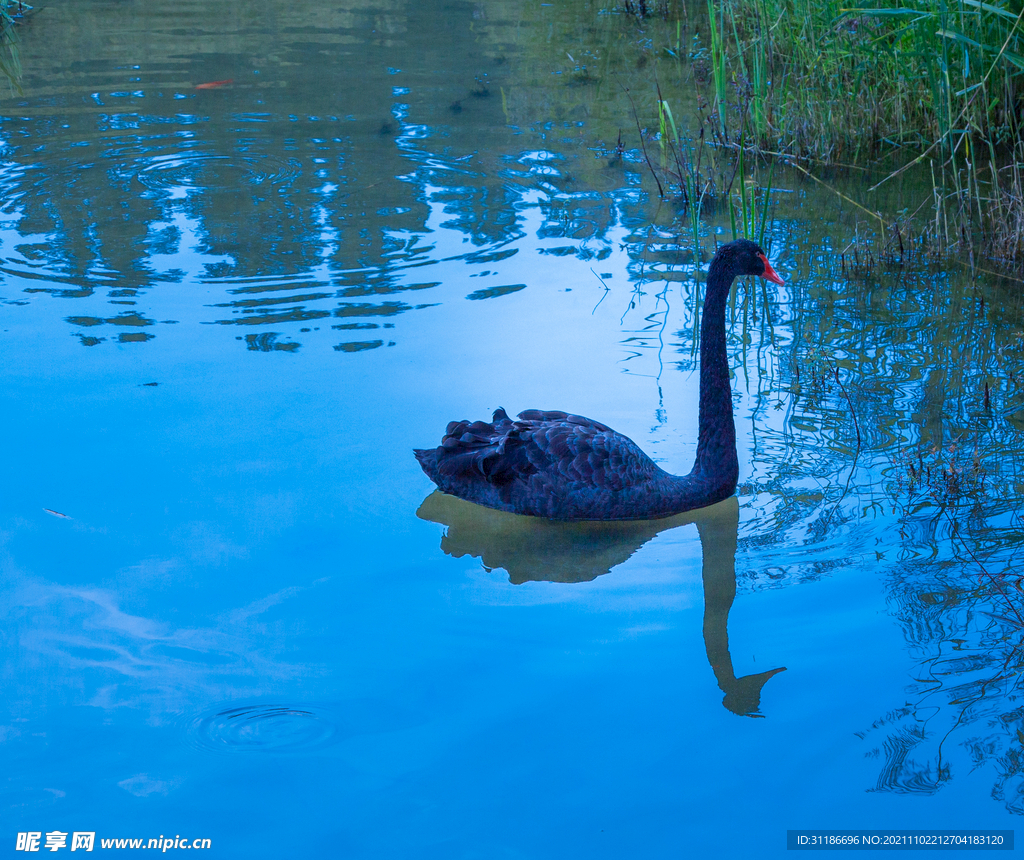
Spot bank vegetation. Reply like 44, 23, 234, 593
643, 0, 1024, 265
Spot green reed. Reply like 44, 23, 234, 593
706, 0, 728, 138
0, 1, 26, 94
726, 140, 774, 248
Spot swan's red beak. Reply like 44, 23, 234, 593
757, 253, 785, 285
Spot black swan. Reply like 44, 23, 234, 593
414, 239, 784, 521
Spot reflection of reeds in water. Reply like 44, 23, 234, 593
874, 433, 1024, 811
868, 724, 951, 796
621, 0, 669, 21
857, 617, 1024, 811
683, 193, 1024, 805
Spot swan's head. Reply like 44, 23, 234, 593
718, 238, 785, 285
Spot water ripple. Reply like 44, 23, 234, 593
184, 702, 339, 754
136, 152, 301, 194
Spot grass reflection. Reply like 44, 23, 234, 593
743, 237, 1024, 810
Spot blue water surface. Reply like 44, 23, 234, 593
2, 0, 1023, 856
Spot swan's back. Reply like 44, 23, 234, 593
414, 407, 684, 520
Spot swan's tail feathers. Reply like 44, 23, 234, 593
414, 408, 532, 500
414, 428, 506, 488
413, 448, 441, 482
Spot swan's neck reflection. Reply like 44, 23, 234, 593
695, 503, 786, 716
417, 492, 786, 717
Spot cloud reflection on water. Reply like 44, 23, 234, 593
7, 572, 325, 715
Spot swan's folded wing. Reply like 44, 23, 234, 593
416, 408, 660, 497
511, 410, 659, 490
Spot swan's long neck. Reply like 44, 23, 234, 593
689, 263, 738, 493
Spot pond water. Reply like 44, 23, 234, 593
3, 0, 1024, 856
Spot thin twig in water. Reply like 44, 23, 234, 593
787, 160, 888, 235
832, 361, 862, 452
722, 141, 870, 172
623, 85, 664, 198
943, 507, 1024, 627
590, 268, 611, 314
820, 357, 862, 531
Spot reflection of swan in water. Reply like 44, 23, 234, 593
417, 491, 785, 716
692, 497, 787, 717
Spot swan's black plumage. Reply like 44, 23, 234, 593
414, 239, 784, 521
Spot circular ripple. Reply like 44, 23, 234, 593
185, 703, 339, 754
136, 153, 301, 193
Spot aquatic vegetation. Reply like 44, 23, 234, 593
673, 0, 1024, 263
789, 245, 1024, 809
896, 438, 989, 505
686, 0, 1023, 158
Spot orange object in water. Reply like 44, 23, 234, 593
195, 79, 233, 89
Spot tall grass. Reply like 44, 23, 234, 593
0, 0, 25, 94
686, 0, 1024, 263
707, 0, 1024, 158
